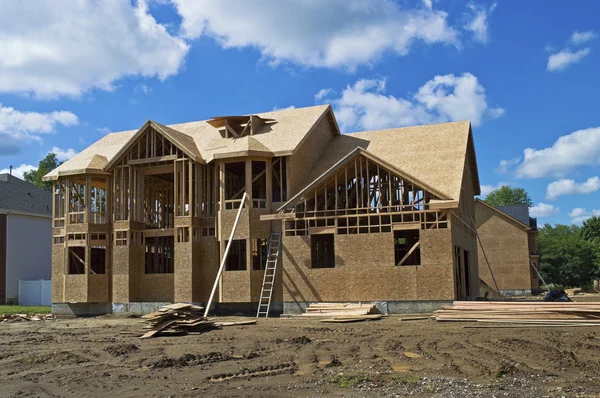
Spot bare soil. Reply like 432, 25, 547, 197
2, 315, 600, 397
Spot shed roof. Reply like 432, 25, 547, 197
0, 174, 52, 217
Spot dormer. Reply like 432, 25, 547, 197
207, 115, 276, 139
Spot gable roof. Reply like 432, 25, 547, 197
278, 147, 451, 211
104, 120, 202, 170
475, 199, 530, 230
44, 104, 336, 180
290, 120, 478, 202
0, 174, 51, 217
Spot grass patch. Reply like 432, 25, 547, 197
328, 374, 371, 388
0, 306, 51, 315
391, 374, 420, 385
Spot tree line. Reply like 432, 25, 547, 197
485, 185, 600, 290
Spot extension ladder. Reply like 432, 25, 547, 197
256, 230, 282, 318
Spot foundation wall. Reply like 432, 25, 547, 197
475, 202, 533, 292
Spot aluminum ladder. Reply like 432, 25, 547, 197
256, 230, 282, 318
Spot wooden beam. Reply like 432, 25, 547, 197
397, 241, 420, 266
128, 154, 177, 165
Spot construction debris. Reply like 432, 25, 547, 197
140, 303, 255, 338
434, 301, 600, 326
1, 313, 56, 322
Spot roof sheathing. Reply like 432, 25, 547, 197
294, 120, 473, 202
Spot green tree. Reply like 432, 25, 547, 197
538, 223, 599, 289
23, 153, 61, 191
484, 186, 533, 207
581, 216, 600, 242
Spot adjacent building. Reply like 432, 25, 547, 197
475, 199, 540, 296
43, 105, 481, 314
0, 174, 52, 304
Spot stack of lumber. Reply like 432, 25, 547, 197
139, 303, 256, 338
140, 303, 215, 338
298, 303, 383, 322
434, 301, 600, 327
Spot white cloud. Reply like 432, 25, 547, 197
171, 0, 459, 70
546, 176, 600, 200
332, 73, 503, 132
315, 88, 334, 103
570, 30, 598, 45
479, 182, 510, 197
515, 127, 600, 179
464, 3, 496, 44
0, 0, 189, 98
569, 207, 600, 224
422, 0, 433, 10
51, 146, 77, 162
547, 48, 591, 72
0, 164, 36, 180
495, 158, 519, 174
530, 202, 559, 218
0, 104, 78, 141
272, 105, 296, 111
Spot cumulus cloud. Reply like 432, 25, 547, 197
331, 73, 503, 132
315, 88, 334, 103
0, 0, 189, 98
464, 3, 496, 44
0, 164, 36, 180
51, 146, 77, 162
530, 202, 559, 218
0, 104, 78, 141
515, 127, 600, 179
171, 0, 460, 70
547, 48, 591, 71
569, 207, 600, 224
570, 30, 597, 45
546, 177, 600, 200
495, 158, 520, 174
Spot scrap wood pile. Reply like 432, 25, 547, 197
434, 301, 600, 327
140, 303, 255, 339
1, 313, 56, 322
300, 303, 384, 323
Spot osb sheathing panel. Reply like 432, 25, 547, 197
88, 274, 109, 302
218, 208, 250, 241
475, 203, 532, 290
64, 275, 87, 302
195, 238, 219, 302
417, 228, 455, 300
112, 275, 130, 303
174, 242, 194, 302
221, 270, 251, 303
112, 247, 130, 275
289, 116, 335, 195
249, 208, 271, 238
282, 232, 456, 303
139, 274, 174, 302
51, 246, 65, 302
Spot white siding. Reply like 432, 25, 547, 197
5, 214, 51, 302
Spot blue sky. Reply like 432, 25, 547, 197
0, 0, 599, 225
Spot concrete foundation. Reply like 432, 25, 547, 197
283, 300, 454, 315
499, 289, 532, 297
53, 301, 283, 317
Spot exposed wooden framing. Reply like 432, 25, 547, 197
397, 241, 420, 266
129, 155, 177, 165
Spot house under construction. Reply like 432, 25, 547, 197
44, 105, 481, 315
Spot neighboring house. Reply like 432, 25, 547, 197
43, 105, 481, 314
475, 199, 540, 296
0, 174, 52, 304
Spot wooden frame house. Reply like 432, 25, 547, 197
44, 105, 481, 314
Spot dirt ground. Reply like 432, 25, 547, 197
2, 314, 600, 398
